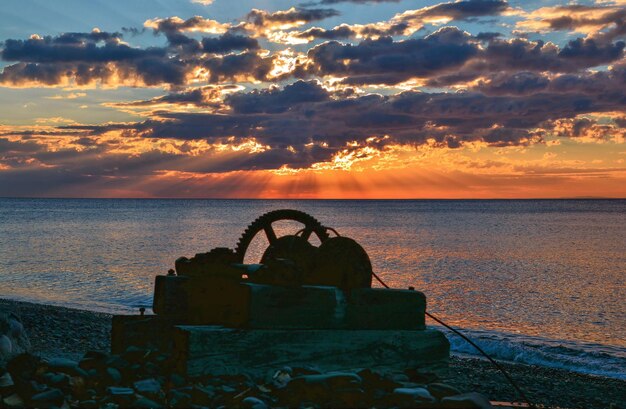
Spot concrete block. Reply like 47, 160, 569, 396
171, 326, 449, 378
345, 288, 426, 330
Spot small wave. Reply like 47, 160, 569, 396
439, 326, 626, 380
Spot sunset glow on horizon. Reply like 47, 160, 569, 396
1, 0, 625, 198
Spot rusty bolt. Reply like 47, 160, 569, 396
139, 307, 146, 316
167, 269, 176, 276
408, 286, 415, 291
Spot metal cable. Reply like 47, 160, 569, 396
371, 271, 537, 409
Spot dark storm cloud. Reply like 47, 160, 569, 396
111, 85, 241, 108
226, 80, 330, 113
201, 33, 259, 53
0, 28, 265, 86
203, 52, 275, 83
63, 64, 625, 161
302, 27, 479, 84
0, 138, 42, 154
116, 88, 208, 107
246, 7, 340, 28
292, 0, 509, 42
294, 25, 359, 41
416, 0, 509, 21
0, 31, 190, 86
147, 16, 229, 35
302, 30, 625, 86
532, 5, 626, 42
318, 0, 400, 4
475, 72, 550, 95
1, 34, 164, 63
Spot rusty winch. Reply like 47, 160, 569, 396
177, 209, 372, 288
112, 209, 449, 377
152, 209, 377, 326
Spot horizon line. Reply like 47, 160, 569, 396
1, 196, 623, 200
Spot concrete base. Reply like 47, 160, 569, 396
171, 326, 449, 378
153, 278, 426, 330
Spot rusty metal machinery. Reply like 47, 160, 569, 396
173, 209, 372, 289
112, 209, 433, 358
150, 209, 379, 326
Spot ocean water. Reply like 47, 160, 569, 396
0, 199, 624, 379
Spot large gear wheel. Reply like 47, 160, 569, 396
234, 209, 330, 263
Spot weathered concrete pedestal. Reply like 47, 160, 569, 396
112, 283, 450, 378
172, 326, 449, 378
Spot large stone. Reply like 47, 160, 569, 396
427, 382, 462, 400
441, 392, 494, 408
30, 388, 65, 407
391, 386, 436, 407
0, 313, 30, 364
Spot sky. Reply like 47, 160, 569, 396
0, 0, 625, 198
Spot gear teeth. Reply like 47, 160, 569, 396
234, 209, 330, 263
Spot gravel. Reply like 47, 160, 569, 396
2, 298, 625, 409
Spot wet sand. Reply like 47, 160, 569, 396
1, 298, 624, 409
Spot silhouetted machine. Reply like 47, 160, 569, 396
112, 210, 449, 377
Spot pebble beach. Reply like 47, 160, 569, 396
1, 298, 625, 409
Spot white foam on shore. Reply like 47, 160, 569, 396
438, 325, 626, 380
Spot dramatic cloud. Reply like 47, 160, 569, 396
518, 4, 626, 42
1, 0, 625, 197
144, 16, 231, 35
300, 27, 479, 84
297, 28, 625, 86
52, 63, 624, 169
283, 0, 510, 43
247, 7, 339, 28
318, 0, 400, 4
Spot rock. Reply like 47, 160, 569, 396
134, 397, 164, 408
0, 371, 14, 389
105, 355, 129, 371
357, 368, 401, 391
7, 318, 23, 339
0, 335, 12, 356
6, 353, 40, 379
42, 372, 71, 390
427, 382, 462, 400
330, 387, 367, 408
30, 388, 65, 407
122, 346, 148, 364
271, 368, 291, 388
70, 375, 87, 399
280, 372, 362, 406
169, 373, 185, 388
134, 378, 162, 398
242, 396, 268, 409
2, 393, 24, 408
441, 392, 494, 408
45, 358, 89, 378
106, 367, 122, 384
79, 357, 106, 372
0, 313, 30, 363
392, 373, 410, 383
393, 386, 436, 403
191, 385, 216, 406
404, 368, 438, 384
78, 399, 98, 409
106, 386, 135, 397
168, 390, 191, 408
298, 372, 362, 389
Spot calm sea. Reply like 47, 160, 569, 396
1, 199, 625, 378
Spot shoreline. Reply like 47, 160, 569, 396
2, 298, 625, 409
